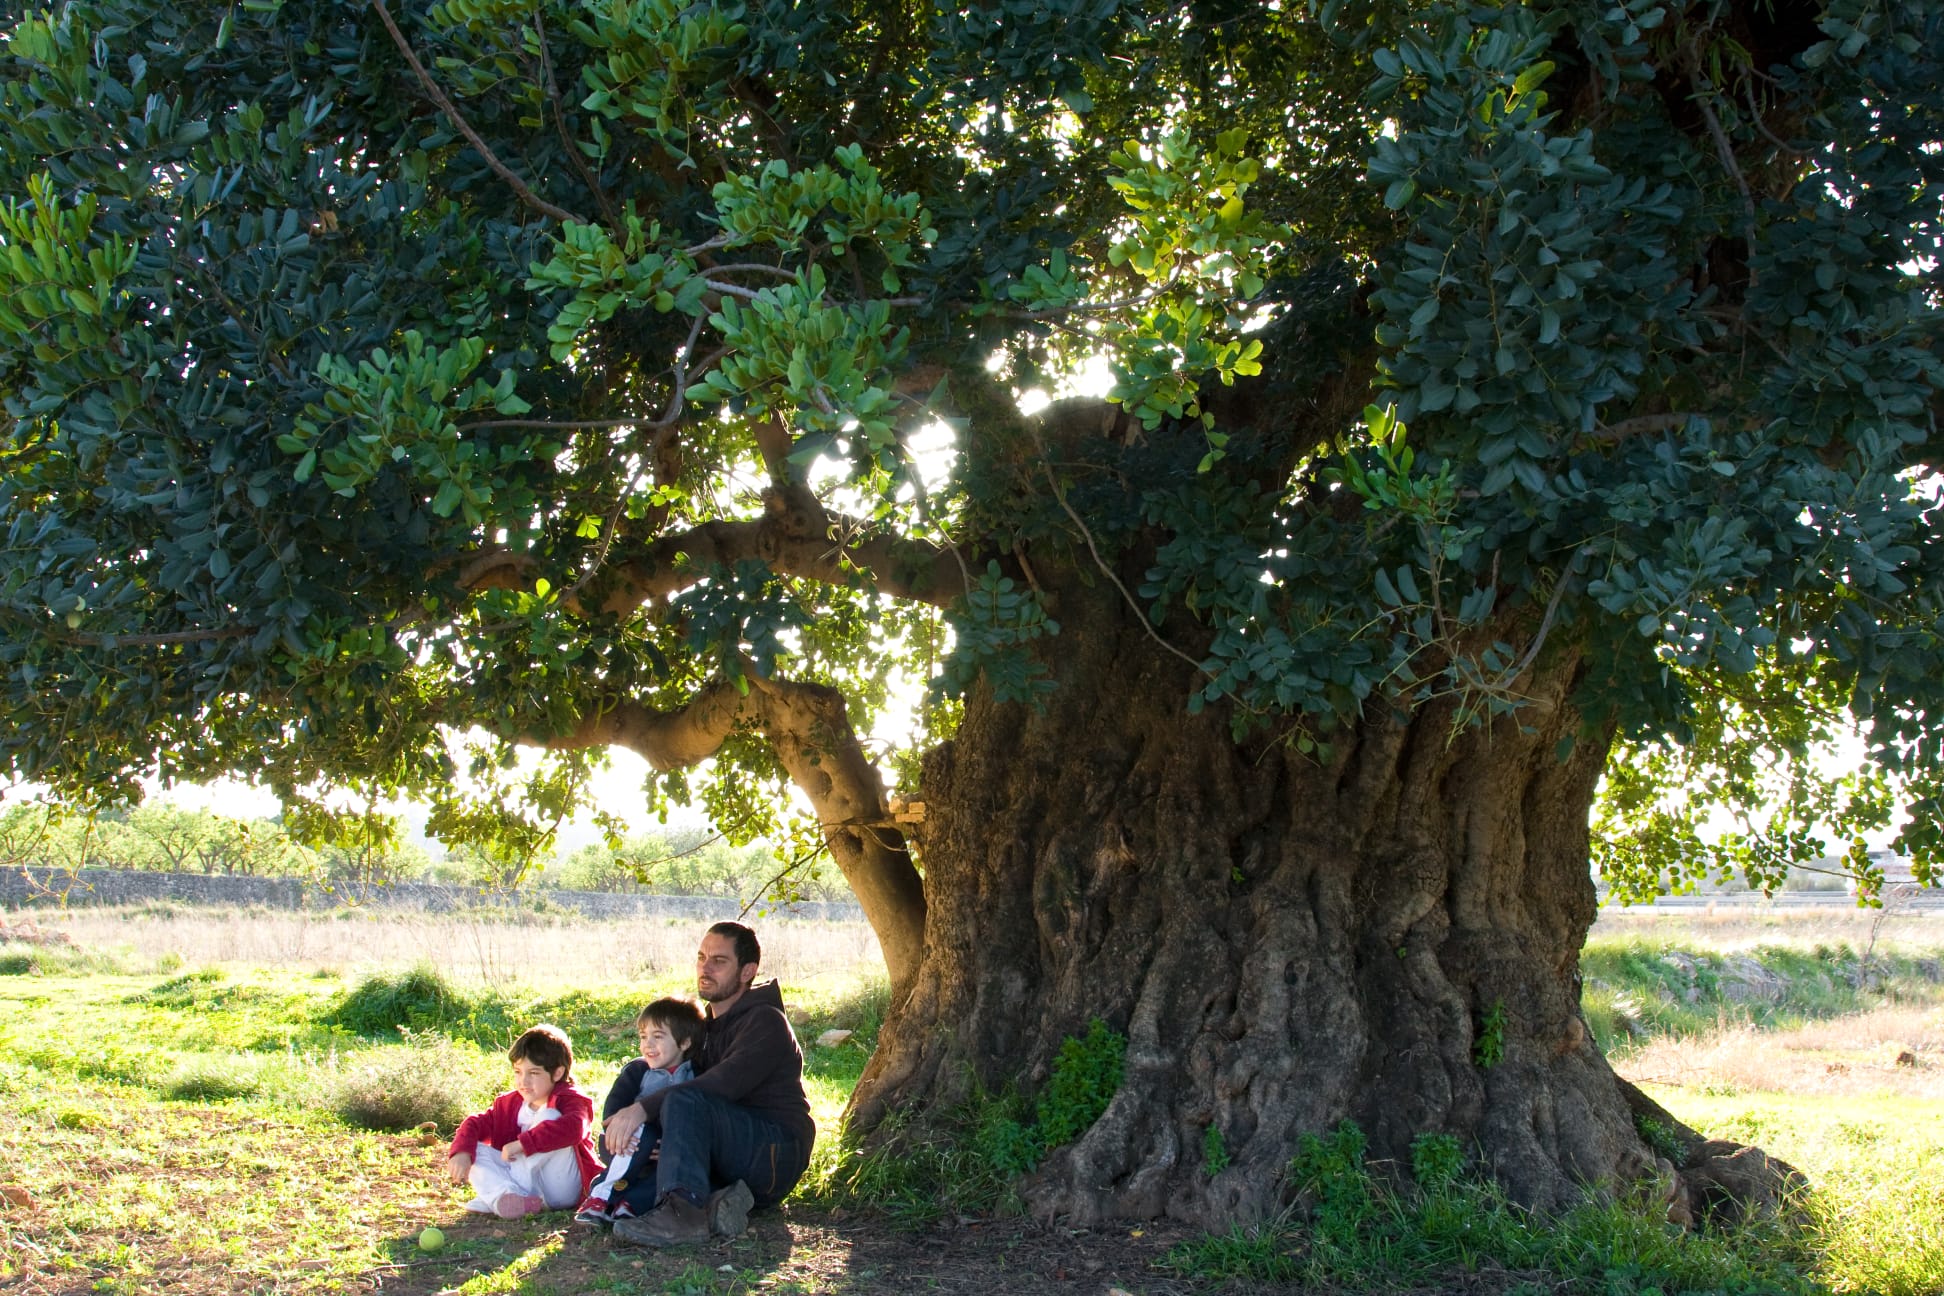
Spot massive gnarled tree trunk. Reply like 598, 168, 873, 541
847, 554, 1781, 1225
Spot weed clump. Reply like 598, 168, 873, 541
1166, 1119, 1817, 1294
0, 942, 125, 976
164, 1055, 265, 1102
809, 1018, 1127, 1223
1037, 1018, 1125, 1147
324, 963, 515, 1045
332, 1034, 481, 1132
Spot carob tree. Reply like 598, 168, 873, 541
1, 0, 1940, 1224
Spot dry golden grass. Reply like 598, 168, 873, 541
28, 904, 882, 990
1617, 1002, 1944, 1099
1591, 902, 1944, 951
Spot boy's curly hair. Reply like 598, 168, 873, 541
637, 997, 706, 1053
508, 1023, 574, 1079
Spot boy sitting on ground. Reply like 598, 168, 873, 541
447, 1024, 600, 1219
578, 997, 705, 1226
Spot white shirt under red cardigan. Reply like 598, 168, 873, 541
447, 1079, 602, 1194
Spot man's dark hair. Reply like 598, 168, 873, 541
708, 920, 760, 969
636, 996, 706, 1051
508, 1023, 574, 1078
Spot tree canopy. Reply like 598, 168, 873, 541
2, 0, 1941, 947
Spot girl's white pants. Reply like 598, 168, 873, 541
464, 1144, 582, 1212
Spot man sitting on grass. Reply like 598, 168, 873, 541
447, 1024, 601, 1218
601, 921, 815, 1246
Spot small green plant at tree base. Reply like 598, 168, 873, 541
814, 1019, 1127, 1220
1164, 1118, 1820, 1293
1635, 1112, 1687, 1164
1164, 1224, 1297, 1282
1203, 1123, 1231, 1176
1036, 1018, 1125, 1149
1410, 1131, 1464, 1189
969, 1099, 1042, 1178
1474, 998, 1507, 1068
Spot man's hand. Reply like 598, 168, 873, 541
447, 1152, 473, 1186
603, 1102, 646, 1158
501, 1139, 527, 1163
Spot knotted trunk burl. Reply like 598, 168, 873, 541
847, 569, 1790, 1226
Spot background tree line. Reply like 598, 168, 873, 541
0, 801, 850, 902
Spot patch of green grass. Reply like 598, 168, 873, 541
0, 939, 129, 975
1163, 1223, 1298, 1282
805, 1018, 1126, 1224
1649, 1087, 1944, 1296
1167, 1120, 1815, 1295
161, 1053, 267, 1102
1580, 938, 1944, 1055
806, 1104, 1025, 1226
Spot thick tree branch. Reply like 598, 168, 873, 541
542, 678, 756, 770
747, 674, 925, 1004
534, 671, 927, 1001
604, 487, 967, 612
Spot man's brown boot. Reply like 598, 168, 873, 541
612, 1193, 709, 1247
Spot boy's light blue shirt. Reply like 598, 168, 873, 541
635, 1058, 693, 1104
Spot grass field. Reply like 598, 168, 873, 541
2, 903, 1941, 1295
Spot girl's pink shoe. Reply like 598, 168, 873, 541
493, 1193, 546, 1219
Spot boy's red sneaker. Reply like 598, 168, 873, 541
494, 1193, 547, 1220
573, 1196, 611, 1227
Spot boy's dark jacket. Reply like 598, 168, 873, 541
604, 980, 814, 1153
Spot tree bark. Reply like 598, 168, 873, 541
847, 561, 1766, 1225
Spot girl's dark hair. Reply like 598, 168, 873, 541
508, 1023, 574, 1079
636, 997, 706, 1051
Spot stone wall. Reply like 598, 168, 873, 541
0, 867, 864, 923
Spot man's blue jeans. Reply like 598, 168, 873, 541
652, 1087, 808, 1208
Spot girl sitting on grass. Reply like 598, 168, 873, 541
446, 1024, 600, 1218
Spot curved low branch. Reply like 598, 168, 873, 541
748, 674, 926, 1004
604, 486, 967, 613
535, 672, 928, 1001
544, 678, 756, 771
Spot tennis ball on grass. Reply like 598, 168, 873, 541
418, 1226, 445, 1252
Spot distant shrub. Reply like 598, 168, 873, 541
164, 1055, 264, 1102
325, 963, 514, 1045
333, 1035, 479, 1132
